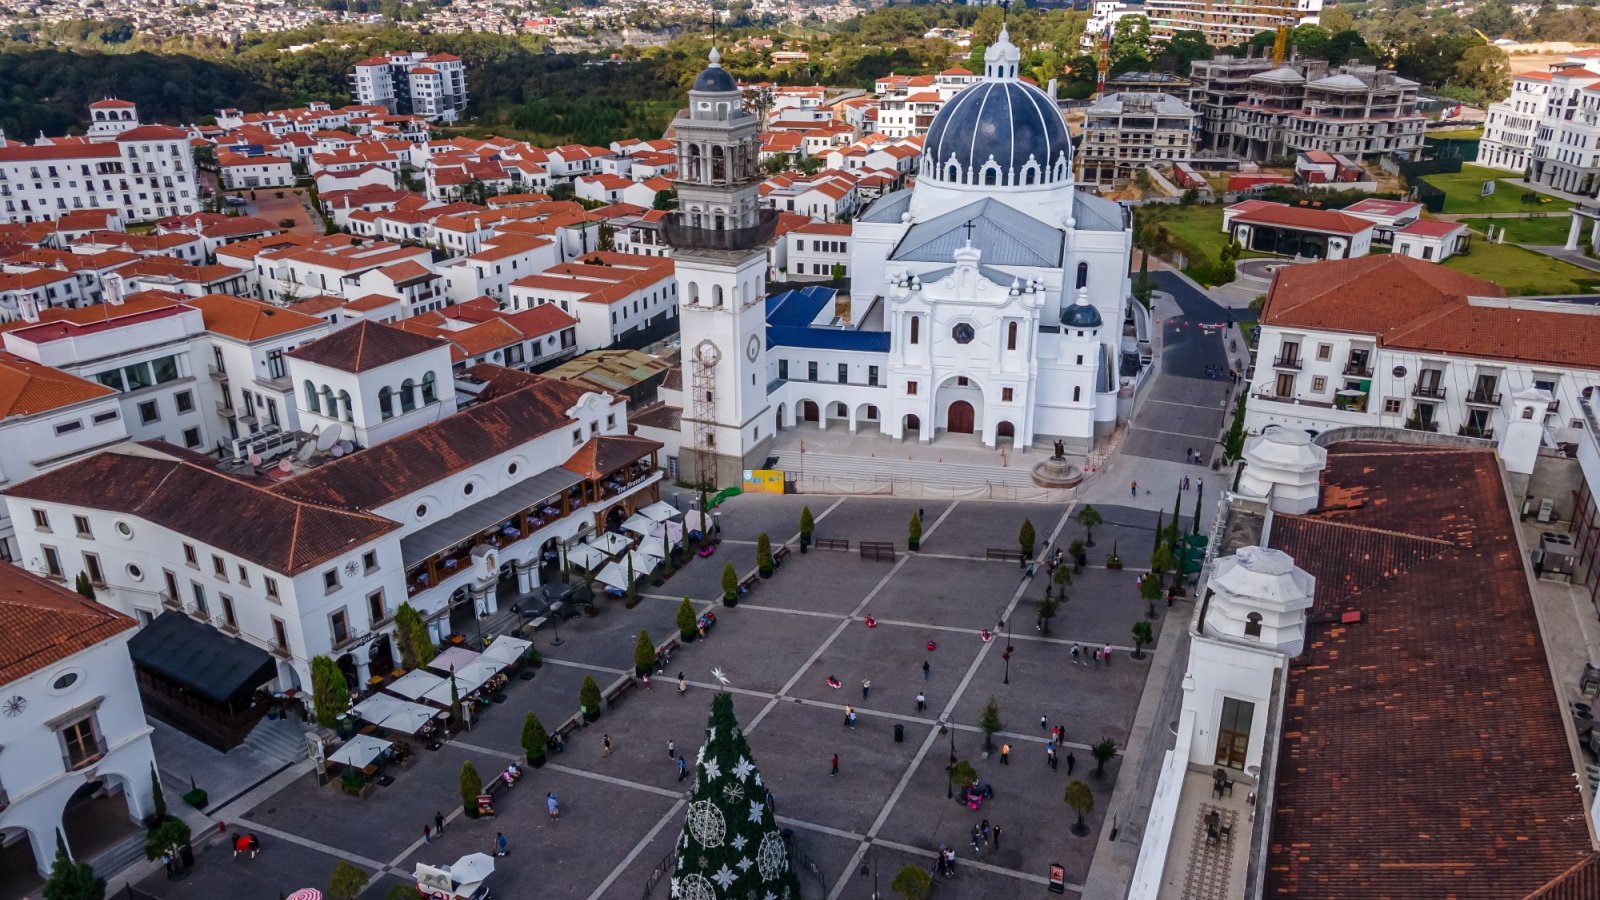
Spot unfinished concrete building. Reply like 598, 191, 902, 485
1080, 92, 1200, 189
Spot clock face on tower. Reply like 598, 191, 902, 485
746, 334, 761, 362
695, 339, 722, 367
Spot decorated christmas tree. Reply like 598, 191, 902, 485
672, 692, 801, 900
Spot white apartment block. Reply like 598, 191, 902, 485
785, 222, 852, 280
217, 152, 296, 190
1245, 255, 1598, 447
1143, 0, 1321, 46
350, 51, 468, 123
0, 104, 199, 225
506, 251, 678, 353
1480, 52, 1600, 193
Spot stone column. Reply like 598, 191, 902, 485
515, 560, 535, 594
1567, 214, 1584, 251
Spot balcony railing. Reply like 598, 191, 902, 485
1412, 383, 1446, 400
1272, 355, 1302, 370
663, 209, 778, 252
207, 365, 228, 381
160, 591, 181, 610
63, 734, 109, 772
1465, 390, 1502, 407
1458, 424, 1496, 439
1342, 360, 1373, 377
1549, 398, 1563, 414
1404, 416, 1440, 433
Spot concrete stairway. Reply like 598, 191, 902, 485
90, 831, 149, 882
239, 713, 309, 769
772, 450, 1049, 490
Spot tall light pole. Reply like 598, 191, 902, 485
998, 606, 1012, 685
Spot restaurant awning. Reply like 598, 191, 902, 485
328, 734, 392, 768
638, 500, 680, 523
400, 466, 584, 568
480, 635, 531, 668
594, 560, 634, 590
127, 611, 276, 706
621, 512, 655, 536
428, 646, 481, 675
350, 693, 440, 734
386, 668, 446, 701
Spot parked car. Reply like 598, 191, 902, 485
224, 195, 248, 207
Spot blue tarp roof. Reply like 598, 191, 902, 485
764, 285, 889, 353
766, 285, 837, 328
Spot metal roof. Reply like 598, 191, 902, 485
891, 197, 1064, 267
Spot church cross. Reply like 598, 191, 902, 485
963, 219, 976, 245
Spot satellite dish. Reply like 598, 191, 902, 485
324, 422, 346, 444
247, 452, 262, 467
296, 440, 318, 462
330, 445, 346, 457
336, 440, 354, 454
278, 457, 294, 473
315, 424, 339, 452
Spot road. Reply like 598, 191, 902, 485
1117, 271, 1234, 465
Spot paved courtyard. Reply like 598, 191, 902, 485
136, 495, 1180, 900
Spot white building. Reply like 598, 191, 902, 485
1245, 255, 1599, 444
349, 51, 468, 123
784, 222, 851, 281
0, 564, 158, 879
671, 31, 1145, 485
1480, 51, 1600, 191
217, 152, 296, 190
506, 251, 678, 353
0, 107, 199, 225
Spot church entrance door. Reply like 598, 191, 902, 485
801, 401, 819, 423
947, 401, 975, 435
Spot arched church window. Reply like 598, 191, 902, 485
1076, 262, 1089, 290
1007, 322, 1018, 351
909, 315, 920, 345
379, 386, 394, 421
422, 371, 437, 404
1073, 386, 1081, 402
983, 166, 999, 186
1245, 613, 1263, 637
714, 285, 725, 308
305, 380, 321, 414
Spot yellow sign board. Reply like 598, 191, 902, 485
742, 469, 785, 494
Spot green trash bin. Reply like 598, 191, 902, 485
893, 723, 904, 743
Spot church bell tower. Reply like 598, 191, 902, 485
669, 48, 776, 488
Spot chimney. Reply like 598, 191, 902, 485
19, 292, 39, 323
104, 273, 126, 306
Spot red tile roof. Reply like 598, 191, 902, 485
561, 434, 663, 480
287, 320, 445, 372
1230, 203, 1373, 235
187, 294, 325, 343
0, 561, 135, 685
1397, 218, 1465, 237
1265, 443, 1595, 898
0, 352, 114, 418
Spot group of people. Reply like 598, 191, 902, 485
1069, 643, 1115, 669
967, 819, 1002, 854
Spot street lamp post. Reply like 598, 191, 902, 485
946, 726, 956, 798
713, 511, 723, 546
998, 606, 1012, 685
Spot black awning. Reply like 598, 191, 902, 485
127, 611, 277, 706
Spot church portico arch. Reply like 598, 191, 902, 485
935, 374, 986, 441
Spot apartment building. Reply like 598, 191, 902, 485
0, 105, 199, 225
506, 251, 677, 353
1189, 56, 1423, 161
1143, 0, 1322, 46
1079, 92, 1199, 189
785, 222, 851, 281
1245, 255, 1598, 445
349, 51, 468, 123
1480, 52, 1600, 193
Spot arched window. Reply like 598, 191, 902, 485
305, 380, 321, 414
337, 390, 353, 423
1244, 612, 1263, 637
689, 281, 700, 305
400, 378, 417, 413
711, 145, 726, 183
378, 386, 394, 420
945, 161, 961, 182
1007, 322, 1018, 351
1076, 262, 1089, 290
909, 315, 920, 345
713, 285, 725, 308
321, 386, 336, 418
1073, 386, 1081, 402
421, 371, 437, 404
983, 166, 999, 186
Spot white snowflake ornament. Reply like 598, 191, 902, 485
711, 865, 737, 890
756, 831, 788, 881
733, 757, 755, 782
686, 800, 728, 847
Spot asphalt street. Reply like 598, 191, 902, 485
1120, 271, 1234, 465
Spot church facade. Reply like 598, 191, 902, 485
673, 30, 1144, 485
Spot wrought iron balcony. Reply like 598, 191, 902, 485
1411, 383, 1446, 400
663, 209, 778, 252
1465, 390, 1502, 407
63, 734, 108, 772
1342, 360, 1373, 377
1404, 416, 1440, 433
1271, 354, 1302, 371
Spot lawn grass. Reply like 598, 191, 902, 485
1457, 214, 1574, 246
1143, 204, 1227, 261
1441, 241, 1600, 295
1421, 165, 1575, 214
1425, 126, 1484, 140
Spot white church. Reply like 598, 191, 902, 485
670, 29, 1147, 485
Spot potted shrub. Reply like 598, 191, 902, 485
460, 761, 482, 816
799, 505, 814, 553
1106, 539, 1122, 570
522, 713, 549, 768
1131, 620, 1154, 660
1069, 538, 1086, 572
634, 629, 655, 676
721, 562, 739, 607
579, 674, 602, 721
757, 533, 774, 578
339, 767, 372, 799
908, 513, 921, 551
181, 776, 207, 810
677, 596, 697, 642
526, 646, 543, 669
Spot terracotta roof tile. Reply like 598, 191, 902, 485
287, 320, 445, 372
561, 433, 663, 480
187, 294, 325, 343
0, 561, 135, 684
0, 351, 115, 418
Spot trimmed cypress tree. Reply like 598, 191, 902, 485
522, 713, 548, 764
310, 655, 348, 729
908, 513, 922, 550
799, 505, 814, 549
1018, 518, 1036, 558
580, 674, 602, 718
43, 829, 103, 900
635, 630, 656, 676
721, 562, 739, 607
677, 597, 697, 640
670, 692, 802, 900
73, 572, 94, 600
459, 761, 482, 812
756, 533, 773, 576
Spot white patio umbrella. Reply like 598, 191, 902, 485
377, 703, 441, 736
386, 668, 446, 701
621, 512, 656, 536
650, 521, 685, 544
587, 532, 632, 555
450, 852, 496, 891
328, 734, 392, 768
566, 544, 611, 571
593, 560, 634, 590
639, 500, 680, 523
627, 549, 661, 575
480, 635, 532, 668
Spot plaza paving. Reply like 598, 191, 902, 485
136, 495, 1180, 900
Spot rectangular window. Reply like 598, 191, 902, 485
271, 616, 288, 649
778, 360, 788, 380
175, 390, 194, 413
83, 552, 104, 586
33, 509, 50, 531
183, 544, 197, 567
330, 609, 350, 647
367, 590, 386, 625
807, 361, 818, 382
73, 515, 91, 538
868, 366, 879, 386
1384, 398, 1402, 415
838, 363, 848, 383
92, 409, 119, 425
237, 565, 250, 586
191, 582, 207, 614
1311, 376, 1326, 393
138, 399, 160, 425
60, 716, 104, 770
1002, 387, 1014, 402
1316, 343, 1332, 361
265, 576, 280, 602
54, 419, 84, 436
363, 551, 378, 574
212, 555, 227, 578
1214, 697, 1256, 769
44, 546, 63, 578
220, 594, 237, 628
323, 569, 340, 592
183, 427, 201, 449
907, 381, 918, 396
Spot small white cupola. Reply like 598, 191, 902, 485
1204, 545, 1316, 657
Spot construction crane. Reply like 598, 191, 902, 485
1096, 32, 1111, 99
1270, 0, 1295, 66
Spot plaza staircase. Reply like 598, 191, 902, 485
240, 713, 310, 770
90, 832, 148, 882
772, 450, 1062, 494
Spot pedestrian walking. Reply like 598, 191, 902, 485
992, 824, 1002, 850
1040, 714, 1048, 731
547, 792, 560, 819
1066, 751, 1076, 775
1092, 647, 1101, 669
944, 847, 957, 877
916, 691, 926, 712
1103, 644, 1113, 667
1131, 480, 1138, 497
970, 825, 981, 852
423, 823, 432, 844
677, 756, 688, 782
1000, 742, 1010, 765
642, 672, 651, 690
922, 660, 930, 680
831, 753, 839, 776
1071, 644, 1082, 665
848, 710, 857, 728
602, 733, 613, 757
248, 835, 259, 858
667, 739, 675, 759
862, 678, 871, 699
981, 820, 991, 846
843, 704, 853, 726
494, 832, 508, 857
678, 673, 686, 696
434, 811, 445, 836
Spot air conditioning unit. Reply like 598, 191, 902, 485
229, 428, 298, 463
1538, 498, 1557, 523
1540, 531, 1576, 580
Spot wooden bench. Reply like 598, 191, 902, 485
659, 635, 680, 657
548, 714, 582, 751
739, 572, 759, 594
860, 541, 897, 562
815, 538, 850, 552
604, 675, 637, 709
986, 548, 1025, 563
773, 546, 791, 564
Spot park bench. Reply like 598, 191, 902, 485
814, 538, 850, 552
773, 545, 791, 564
549, 714, 582, 750
604, 675, 637, 709
860, 541, 897, 562
986, 548, 1025, 563
739, 572, 759, 593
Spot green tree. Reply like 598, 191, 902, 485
449, 669, 463, 727
579, 674, 602, 717
1454, 44, 1512, 101
143, 816, 190, 862
1075, 505, 1103, 546
1150, 512, 1167, 574
310, 655, 348, 729
73, 571, 94, 600
394, 602, 435, 669
1168, 490, 1184, 544
1037, 591, 1059, 635
757, 532, 774, 575
42, 830, 103, 900
652, 188, 678, 210
1156, 29, 1212, 73
948, 759, 977, 791
671, 692, 802, 899
908, 512, 922, 550
149, 763, 167, 822
521, 712, 548, 763
634, 629, 655, 675
459, 760, 482, 811
796, 156, 824, 176
327, 860, 369, 900
625, 553, 637, 604
799, 505, 815, 548
1018, 518, 1036, 558
1069, 538, 1087, 570
1131, 620, 1154, 659
978, 697, 1003, 751
1140, 571, 1164, 619
763, 152, 791, 175
721, 561, 739, 606
677, 596, 697, 639
891, 865, 933, 900
1052, 563, 1072, 602
1091, 737, 1118, 777
1110, 14, 1152, 74
1223, 393, 1248, 462
1064, 780, 1094, 836
1320, 6, 1355, 34
1132, 251, 1152, 307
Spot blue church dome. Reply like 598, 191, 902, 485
691, 47, 738, 93
1061, 296, 1103, 329
920, 28, 1072, 190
